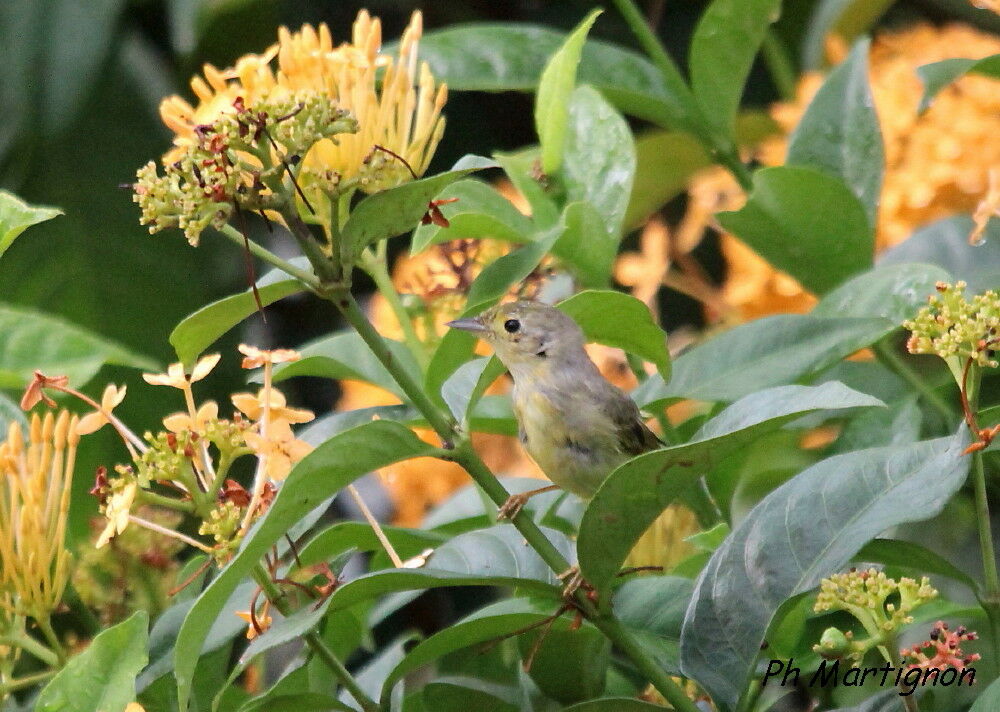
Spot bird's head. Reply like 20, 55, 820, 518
447, 301, 585, 371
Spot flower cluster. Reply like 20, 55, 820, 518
0, 411, 80, 624
902, 621, 980, 676
904, 281, 1000, 369
139, 11, 447, 244
813, 569, 938, 661
135, 92, 357, 245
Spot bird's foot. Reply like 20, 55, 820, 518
497, 492, 531, 521
558, 566, 584, 600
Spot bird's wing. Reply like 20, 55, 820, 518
609, 395, 663, 456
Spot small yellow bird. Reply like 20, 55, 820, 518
448, 300, 662, 516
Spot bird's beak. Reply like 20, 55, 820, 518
446, 317, 487, 333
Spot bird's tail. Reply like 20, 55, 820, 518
624, 503, 699, 572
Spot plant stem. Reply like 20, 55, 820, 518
138, 489, 195, 513
333, 290, 457, 441
0, 633, 59, 667
360, 247, 429, 370
609, 0, 689, 99
0, 669, 56, 695
873, 339, 956, 422
326, 290, 703, 712
250, 565, 379, 712
217, 223, 320, 289
35, 616, 66, 665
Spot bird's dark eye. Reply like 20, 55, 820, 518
503, 318, 520, 333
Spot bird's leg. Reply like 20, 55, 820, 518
558, 566, 585, 600
497, 484, 561, 520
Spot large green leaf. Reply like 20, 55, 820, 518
917, 54, 1000, 112
786, 39, 883, 227
36, 611, 148, 712
519, 622, 609, 704
679, 433, 969, 708
172, 421, 436, 710
577, 382, 883, 591
440, 356, 504, 424
688, 0, 782, 140
169, 278, 306, 366
494, 150, 559, 229
561, 85, 635, 239
625, 113, 779, 230
801, 0, 893, 70
340, 636, 415, 710
270, 330, 421, 401
878, 214, 1000, 294
409, 180, 533, 255
341, 155, 496, 254
422, 676, 519, 712
557, 290, 670, 381
0, 303, 158, 390
613, 576, 692, 674
0, 190, 62, 259
563, 702, 666, 712
297, 521, 445, 568
535, 10, 600, 175
970, 676, 1000, 712
634, 314, 892, 406
812, 263, 952, 323
855, 538, 978, 592
380, 598, 558, 705
716, 166, 873, 294
553, 201, 616, 289
414, 24, 690, 128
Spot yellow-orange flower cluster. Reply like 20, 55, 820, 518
664, 23, 1000, 321
159, 11, 446, 194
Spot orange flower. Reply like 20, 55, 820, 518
143, 355, 220, 389
235, 600, 272, 639
162, 401, 219, 434
238, 344, 302, 370
243, 430, 312, 481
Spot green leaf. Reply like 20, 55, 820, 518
519, 622, 609, 704
717, 166, 873, 294
341, 155, 496, 255
422, 676, 518, 712
613, 576, 692, 674
879, 214, 1000, 294
494, 150, 559, 229
299, 405, 418, 445
422, 477, 574, 534
625, 113, 779, 230
917, 54, 1000, 112
970, 676, 1000, 712
561, 85, 635, 238
36, 611, 148, 712
323, 525, 571, 613
812, 263, 951, 323
169, 278, 306, 366
0, 190, 62, 259
297, 521, 445, 568
240, 694, 350, 712
578, 382, 883, 591
0, 392, 26, 433
270, 330, 421, 401
535, 9, 601, 175
680, 433, 970, 707
855, 538, 978, 591
409, 180, 533, 254
562, 701, 667, 712
634, 314, 892, 406
172, 421, 436, 710
441, 356, 505, 424
380, 598, 557, 704
0, 303, 158, 390
557, 290, 670, 381
689, 0, 782, 140
341, 636, 415, 710
415, 23, 687, 127
553, 202, 616, 288
801, 0, 893, 70
786, 38, 883, 227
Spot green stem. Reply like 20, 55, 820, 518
609, 0, 689, 99
217, 223, 320, 289
0, 633, 59, 667
760, 30, 797, 101
35, 616, 66, 665
138, 489, 195, 513
327, 291, 703, 712
334, 290, 457, 441
250, 565, 379, 712
282, 210, 340, 284
873, 339, 956, 422
360, 248, 429, 371
0, 669, 56, 695
63, 583, 101, 638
